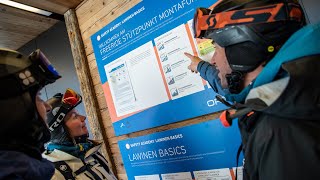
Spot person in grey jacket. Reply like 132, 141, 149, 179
43, 88, 117, 180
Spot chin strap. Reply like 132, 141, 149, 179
225, 71, 244, 94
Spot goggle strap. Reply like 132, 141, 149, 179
48, 89, 82, 133
48, 105, 72, 132
195, 3, 302, 37
62, 88, 82, 106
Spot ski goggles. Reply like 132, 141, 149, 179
62, 88, 82, 108
193, 2, 303, 39
29, 49, 61, 87
48, 88, 82, 132
0, 49, 61, 98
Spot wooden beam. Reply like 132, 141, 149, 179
0, 4, 58, 50
64, 9, 118, 176
0, 4, 58, 28
14, 0, 83, 15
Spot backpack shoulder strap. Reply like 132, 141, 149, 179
55, 159, 102, 180
92, 152, 111, 173
54, 161, 75, 180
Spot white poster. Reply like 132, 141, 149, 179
194, 168, 232, 180
161, 172, 192, 180
135, 174, 160, 180
155, 24, 205, 100
105, 41, 169, 117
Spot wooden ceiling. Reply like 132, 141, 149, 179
14, 0, 84, 15
0, 0, 84, 50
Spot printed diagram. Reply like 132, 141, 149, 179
170, 88, 179, 97
107, 62, 136, 116
167, 76, 175, 85
105, 42, 169, 117
163, 64, 172, 73
160, 53, 168, 62
193, 168, 233, 180
161, 172, 192, 180
155, 24, 205, 100
104, 23, 213, 117
134, 174, 160, 180
157, 42, 165, 51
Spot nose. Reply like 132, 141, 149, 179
44, 102, 52, 112
80, 115, 86, 122
210, 51, 217, 65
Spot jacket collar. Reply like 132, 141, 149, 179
43, 140, 103, 162
245, 77, 289, 109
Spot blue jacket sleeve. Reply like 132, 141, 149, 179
197, 61, 229, 95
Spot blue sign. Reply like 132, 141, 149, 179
118, 119, 243, 180
91, 0, 225, 136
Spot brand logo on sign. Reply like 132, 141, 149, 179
207, 99, 220, 107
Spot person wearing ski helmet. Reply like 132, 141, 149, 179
0, 49, 61, 179
43, 88, 117, 180
186, 0, 320, 179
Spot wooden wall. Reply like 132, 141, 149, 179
74, 0, 222, 179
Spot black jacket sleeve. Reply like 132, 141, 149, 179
243, 115, 320, 180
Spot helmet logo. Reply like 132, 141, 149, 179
268, 46, 275, 52
18, 70, 35, 86
206, 14, 217, 29
203, 4, 290, 30
52, 107, 60, 116
49, 112, 65, 132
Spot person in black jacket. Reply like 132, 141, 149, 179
0, 49, 61, 179
185, 0, 320, 179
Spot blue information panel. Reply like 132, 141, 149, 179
118, 118, 243, 180
91, 0, 225, 136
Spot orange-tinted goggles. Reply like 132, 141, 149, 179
48, 88, 82, 132
62, 88, 82, 107
193, 2, 303, 38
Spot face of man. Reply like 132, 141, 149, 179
64, 108, 88, 137
210, 43, 233, 88
35, 92, 52, 122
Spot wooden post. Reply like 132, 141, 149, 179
64, 9, 118, 176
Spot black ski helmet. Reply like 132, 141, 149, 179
193, 0, 304, 92
46, 88, 84, 145
0, 49, 61, 152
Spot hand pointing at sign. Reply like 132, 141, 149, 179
184, 52, 203, 73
